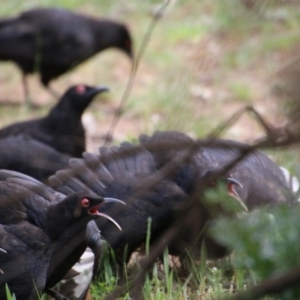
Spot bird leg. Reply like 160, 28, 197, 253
45, 288, 69, 300
22, 74, 34, 109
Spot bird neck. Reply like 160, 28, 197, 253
44, 103, 83, 134
48, 102, 83, 122
44, 201, 89, 241
93, 21, 121, 51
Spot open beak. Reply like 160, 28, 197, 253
227, 177, 243, 189
88, 197, 125, 231
227, 177, 248, 212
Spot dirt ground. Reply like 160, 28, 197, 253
0, 1, 298, 153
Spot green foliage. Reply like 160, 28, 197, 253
90, 277, 118, 299
211, 204, 300, 299
5, 285, 16, 300
229, 83, 253, 103
204, 182, 249, 214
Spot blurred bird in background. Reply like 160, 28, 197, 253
0, 8, 133, 107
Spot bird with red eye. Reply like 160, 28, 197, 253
0, 84, 109, 159
0, 170, 125, 299
70, 193, 125, 231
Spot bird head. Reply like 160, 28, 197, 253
65, 192, 124, 230
100, 21, 133, 60
119, 26, 133, 59
201, 170, 247, 211
56, 84, 109, 114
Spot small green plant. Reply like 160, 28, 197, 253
229, 83, 253, 103
5, 284, 16, 300
211, 204, 300, 299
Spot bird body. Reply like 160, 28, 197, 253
0, 7, 132, 102
0, 84, 108, 158
139, 131, 294, 207
50, 143, 187, 264
0, 222, 51, 300
0, 170, 121, 299
50, 131, 296, 266
0, 135, 70, 182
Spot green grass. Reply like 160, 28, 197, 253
5, 285, 16, 300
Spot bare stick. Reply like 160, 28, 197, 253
208, 105, 274, 139
225, 265, 300, 300
103, 0, 171, 145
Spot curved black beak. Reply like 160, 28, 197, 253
98, 197, 125, 231
226, 177, 248, 212
103, 197, 125, 205
0, 247, 7, 254
96, 85, 109, 93
89, 85, 110, 98
227, 177, 243, 189
88, 197, 124, 230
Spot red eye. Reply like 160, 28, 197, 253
210, 181, 216, 187
75, 85, 86, 94
81, 198, 90, 207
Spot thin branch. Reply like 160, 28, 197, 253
103, 0, 171, 145
225, 265, 300, 300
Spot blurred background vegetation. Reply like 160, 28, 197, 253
1, 0, 300, 147
1, 0, 300, 299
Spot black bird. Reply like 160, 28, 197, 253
49, 140, 243, 267
50, 143, 187, 266
49, 130, 297, 267
0, 84, 108, 157
0, 7, 133, 105
0, 170, 122, 299
0, 135, 71, 182
139, 131, 295, 208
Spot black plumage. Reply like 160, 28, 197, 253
0, 84, 108, 157
0, 222, 51, 300
50, 143, 187, 265
49, 130, 296, 266
139, 131, 294, 208
0, 135, 70, 182
0, 170, 121, 299
0, 7, 133, 104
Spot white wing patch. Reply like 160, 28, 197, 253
280, 166, 300, 200
57, 247, 94, 299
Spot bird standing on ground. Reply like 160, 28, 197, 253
49, 138, 243, 267
139, 131, 295, 208
0, 169, 122, 300
50, 130, 297, 266
50, 143, 188, 266
0, 7, 133, 106
0, 84, 108, 158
